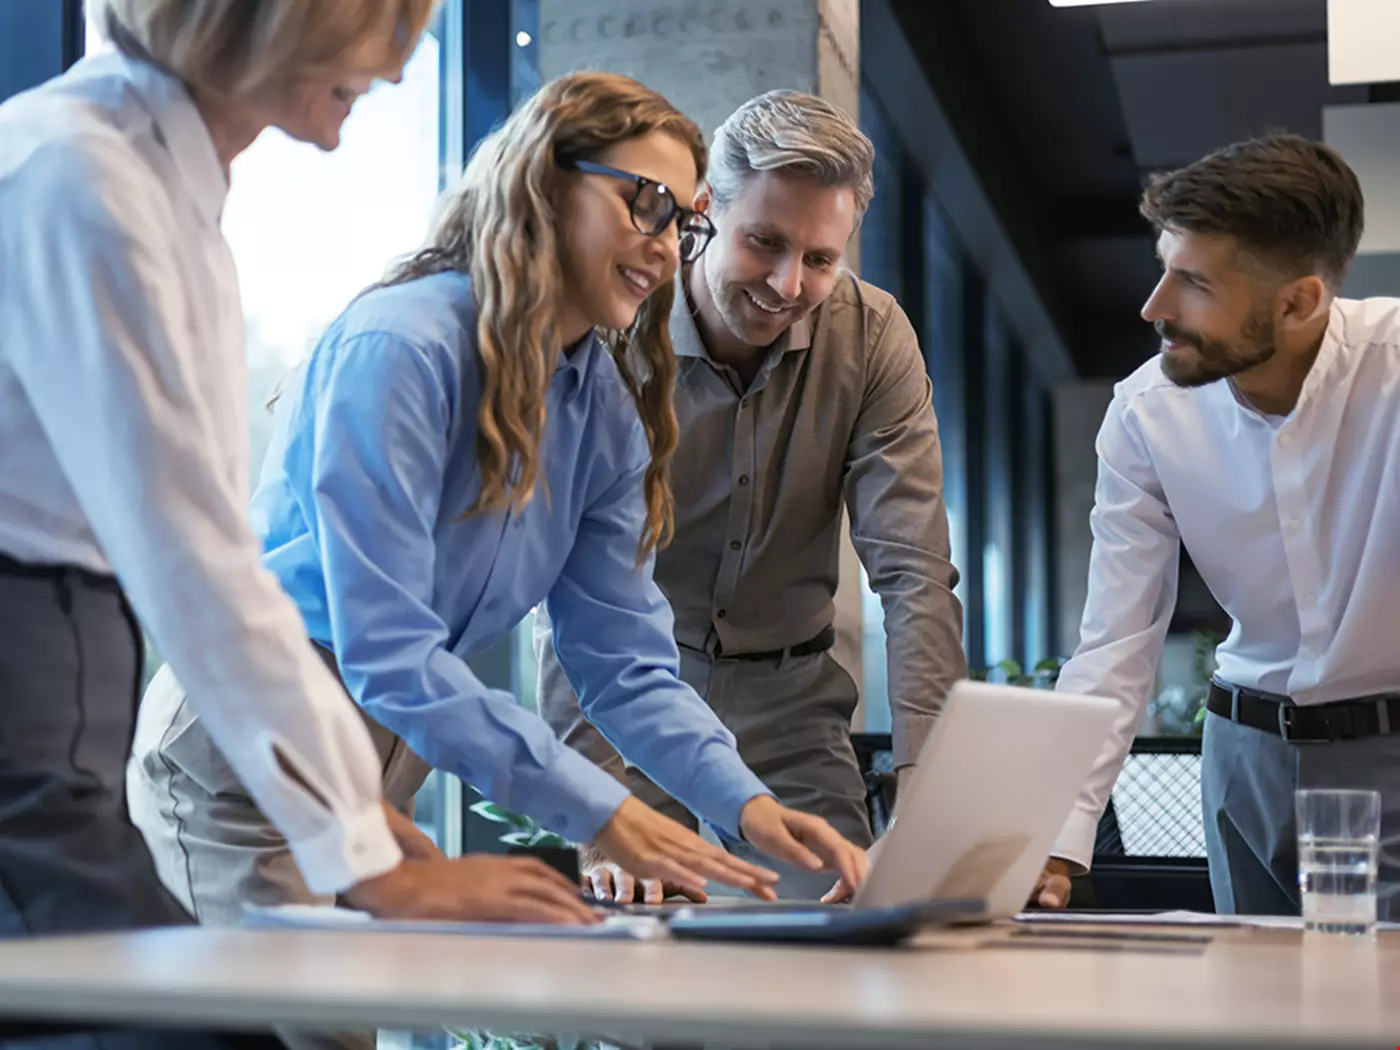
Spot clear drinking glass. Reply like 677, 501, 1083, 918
1295, 788, 1381, 935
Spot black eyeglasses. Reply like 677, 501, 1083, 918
560, 157, 716, 264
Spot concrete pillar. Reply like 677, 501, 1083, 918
538, 1, 858, 138
538, 0, 870, 718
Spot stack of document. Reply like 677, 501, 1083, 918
244, 904, 669, 940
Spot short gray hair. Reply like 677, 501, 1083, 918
707, 90, 875, 220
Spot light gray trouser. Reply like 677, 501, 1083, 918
535, 613, 875, 901
1201, 711, 1400, 919
127, 655, 430, 1050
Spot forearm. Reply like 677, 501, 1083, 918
884, 575, 967, 769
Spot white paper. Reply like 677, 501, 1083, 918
243, 903, 669, 940
1013, 910, 1241, 927
1014, 910, 1400, 931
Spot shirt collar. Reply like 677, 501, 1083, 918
554, 330, 598, 397
669, 269, 816, 362
116, 53, 228, 228
1295, 299, 1346, 408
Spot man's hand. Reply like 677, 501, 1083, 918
739, 795, 868, 896
579, 845, 708, 905
1029, 857, 1074, 909
381, 801, 444, 861
592, 796, 780, 900
344, 854, 600, 925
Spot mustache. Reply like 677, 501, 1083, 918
1155, 320, 1204, 349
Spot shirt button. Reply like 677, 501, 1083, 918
553, 814, 569, 830
717, 609, 727, 619
1287, 518, 1302, 533
1303, 592, 1317, 605
740, 398, 750, 409
1299, 647, 1315, 660
737, 474, 750, 486
1278, 433, 1292, 447
729, 540, 741, 551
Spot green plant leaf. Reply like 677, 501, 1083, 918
1033, 657, 1063, 674
996, 658, 1023, 679
469, 800, 519, 825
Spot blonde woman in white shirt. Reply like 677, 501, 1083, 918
0, 4, 600, 1044
1029, 134, 1400, 920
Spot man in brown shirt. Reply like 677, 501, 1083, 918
537, 90, 966, 899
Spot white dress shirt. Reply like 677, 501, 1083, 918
0, 53, 401, 894
1055, 297, 1400, 870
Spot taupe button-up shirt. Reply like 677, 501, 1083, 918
656, 271, 965, 768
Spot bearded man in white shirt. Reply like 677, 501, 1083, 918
1031, 133, 1400, 918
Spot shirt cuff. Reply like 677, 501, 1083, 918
687, 749, 772, 842
1051, 804, 1099, 875
287, 801, 404, 896
893, 713, 939, 769
518, 743, 633, 844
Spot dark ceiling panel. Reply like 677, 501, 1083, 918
960, 0, 1139, 197
1113, 42, 1357, 170
1095, 0, 1326, 52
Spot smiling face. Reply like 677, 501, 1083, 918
260, 37, 405, 151
693, 168, 857, 353
1142, 227, 1281, 388
554, 129, 699, 338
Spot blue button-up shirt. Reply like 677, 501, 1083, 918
253, 271, 770, 842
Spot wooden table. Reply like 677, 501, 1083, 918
0, 922, 1395, 1048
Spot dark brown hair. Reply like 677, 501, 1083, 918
1139, 133, 1364, 288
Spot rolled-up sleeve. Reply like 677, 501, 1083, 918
302, 331, 632, 844
844, 301, 967, 769
1052, 391, 1181, 871
546, 434, 771, 840
2, 136, 400, 895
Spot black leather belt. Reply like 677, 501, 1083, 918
0, 550, 122, 594
1207, 680, 1400, 744
714, 624, 836, 662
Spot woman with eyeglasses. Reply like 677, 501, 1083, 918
127, 71, 868, 978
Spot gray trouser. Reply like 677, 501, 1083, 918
536, 615, 874, 900
0, 560, 284, 1050
1201, 711, 1400, 918
127, 652, 430, 1050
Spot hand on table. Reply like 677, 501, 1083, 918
344, 853, 599, 925
579, 845, 709, 905
591, 796, 780, 900
739, 795, 868, 898
1029, 857, 1074, 909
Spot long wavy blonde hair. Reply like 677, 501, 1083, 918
379, 72, 702, 557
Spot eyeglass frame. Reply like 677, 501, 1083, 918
557, 155, 716, 263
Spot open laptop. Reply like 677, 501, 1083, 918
660, 679, 1119, 944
